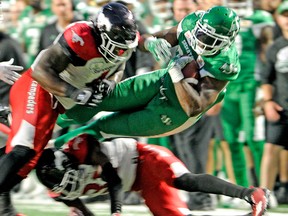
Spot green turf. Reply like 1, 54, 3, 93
15, 202, 151, 216
15, 202, 288, 216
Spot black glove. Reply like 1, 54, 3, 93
0, 105, 10, 126
91, 79, 116, 97
69, 79, 116, 107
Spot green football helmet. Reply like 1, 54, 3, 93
191, 6, 240, 56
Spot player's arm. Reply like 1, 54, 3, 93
90, 142, 123, 215
32, 43, 107, 107
176, 76, 228, 116
168, 56, 228, 116
138, 25, 178, 62
138, 25, 179, 49
31, 43, 73, 97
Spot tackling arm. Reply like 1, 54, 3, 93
138, 25, 179, 50
31, 43, 74, 97
138, 25, 178, 63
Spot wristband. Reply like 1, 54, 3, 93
169, 66, 184, 83
144, 36, 155, 51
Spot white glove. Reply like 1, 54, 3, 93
0, 58, 23, 85
168, 56, 194, 83
144, 36, 172, 63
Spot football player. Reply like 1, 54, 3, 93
37, 134, 269, 216
221, 0, 275, 189
0, 2, 138, 205
55, 6, 241, 142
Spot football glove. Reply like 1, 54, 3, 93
168, 56, 194, 83
70, 79, 116, 107
144, 36, 172, 63
0, 58, 23, 85
111, 213, 121, 216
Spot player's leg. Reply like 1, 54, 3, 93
221, 85, 249, 187
54, 71, 189, 147
0, 70, 59, 191
260, 114, 288, 206
240, 83, 263, 180
58, 69, 167, 127
136, 145, 192, 216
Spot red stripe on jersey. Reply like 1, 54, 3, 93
63, 22, 102, 61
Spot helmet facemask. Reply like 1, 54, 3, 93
98, 31, 138, 64
191, 7, 240, 56
191, 21, 231, 56
51, 169, 84, 200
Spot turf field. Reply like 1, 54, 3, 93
15, 199, 288, 216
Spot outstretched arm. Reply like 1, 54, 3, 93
0, 59, 23, 85
138, 25, 178, 63
138, 25, 179, 50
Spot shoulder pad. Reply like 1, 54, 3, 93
61, 21, 101, 61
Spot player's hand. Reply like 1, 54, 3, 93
168, 56, 194, 83
71, 79, 115, 107
172, 56, 194, 69
111, 213, 121, 216
144, 36, 172, 63
0, 58, 23, 85
92, 79, 116, 98
70, 88, 101, 107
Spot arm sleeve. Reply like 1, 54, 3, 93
101, 162, 123, 214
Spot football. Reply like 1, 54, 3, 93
181, 59, 200, 80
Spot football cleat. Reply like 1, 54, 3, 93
245, 187, 270, 216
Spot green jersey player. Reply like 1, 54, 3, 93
55, 6, 241, 147
221, 0, 275, 187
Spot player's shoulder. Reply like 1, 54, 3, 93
59, 21, 101, 61
202, 44, 240, 81
62, 21, 94, 46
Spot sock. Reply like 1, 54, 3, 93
174, 173, 253, 200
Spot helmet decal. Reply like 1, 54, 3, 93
93, 2, 138, 64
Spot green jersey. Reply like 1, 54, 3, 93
234, 10, 274, 83
176, 12, 241, 81
18, 7, 53, 67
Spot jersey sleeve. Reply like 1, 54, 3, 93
201, 44, 241, 81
